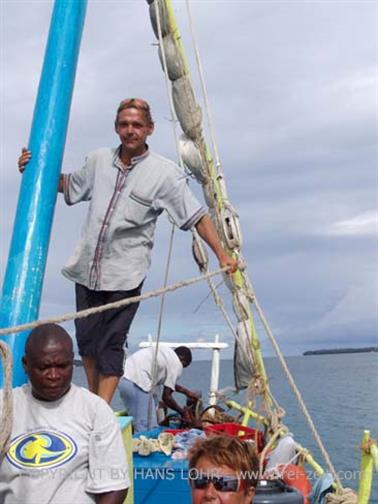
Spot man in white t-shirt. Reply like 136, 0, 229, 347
118, 346, 198, 432
0, 324, 129, 504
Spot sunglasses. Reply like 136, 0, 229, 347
190, 475, 246, 492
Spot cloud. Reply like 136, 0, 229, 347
1, 0, 377, 356
326, 210, 378, 237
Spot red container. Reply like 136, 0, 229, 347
204, 423, 265, 451
163, 428, 187, 435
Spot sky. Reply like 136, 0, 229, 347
0, 0, 377, 359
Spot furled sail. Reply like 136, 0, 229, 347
146, 0, 270, 397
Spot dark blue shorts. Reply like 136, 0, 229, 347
74, 282, 143, 376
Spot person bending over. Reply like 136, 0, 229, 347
118, 345, 198, 432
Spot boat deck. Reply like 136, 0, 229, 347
133, 427, 191, 504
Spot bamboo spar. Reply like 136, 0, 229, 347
358, 430, 375, 504
0, 0, 87, 387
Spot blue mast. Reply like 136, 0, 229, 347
0, 0, 87, 386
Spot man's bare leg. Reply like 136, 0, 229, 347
82, 356, 99, 393
98, 374, 120, 404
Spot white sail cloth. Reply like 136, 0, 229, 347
148, 0, 255, 391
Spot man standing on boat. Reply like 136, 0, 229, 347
18, 98, 238, 404
0, 323, 129, 504
119, 345, 198, 432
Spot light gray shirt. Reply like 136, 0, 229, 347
0, 384, 130, 504
62, 147, 206, 291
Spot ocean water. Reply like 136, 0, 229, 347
73, 352, 378, 500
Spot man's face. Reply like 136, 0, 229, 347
191, 456, 255, 504
23, 340, 73, 401
115, 108, 154, 156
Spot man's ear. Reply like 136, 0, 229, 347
147, 122, 154, 136
22, 356, 28, 374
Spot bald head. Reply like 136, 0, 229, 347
25, 323, 73, 358
23, 324, 74, 401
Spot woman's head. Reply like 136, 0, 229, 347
188, 435, 259, 504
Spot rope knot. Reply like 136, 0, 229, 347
251, 374, 267, 395
360, 438, 376, 454
268, 408, 288, 434
324, 488, 357, 504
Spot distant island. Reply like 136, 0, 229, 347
303, 347, 378, 356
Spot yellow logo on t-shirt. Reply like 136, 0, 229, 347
7, 430, 77, 469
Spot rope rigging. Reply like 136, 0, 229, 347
147, 0, 191, 429
146, 0, 344, 488
0, 267, 228, 337
0, 341, 13, 458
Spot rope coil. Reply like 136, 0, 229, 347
0, 341, 13, 457
324, 489, 357, 504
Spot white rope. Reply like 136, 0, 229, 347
215, 386, 237, 399
185, 0, 222, 176
145, 0, 189, 429
192, 278, 224, 313
0, 267, 228, 337
0, 341, 13, 457
148, 222, 176, 428
190, 232, 257, 379
205, 274, 257, 373
259, 426, 288, 477
324, 489, 357, 504
264, 447, 304, 479
253, 294, 343, 488
190, 226, 259, 385
155, 223, 176, 343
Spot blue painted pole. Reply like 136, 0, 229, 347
0, 0, 87, 386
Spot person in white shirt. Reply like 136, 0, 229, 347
118, 346, 198, 432
0, 323, 129, 504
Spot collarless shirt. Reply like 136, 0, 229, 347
62, 147, 206, 291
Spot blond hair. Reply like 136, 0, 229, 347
115, 98, 154, 125
188, 435, 259, 490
